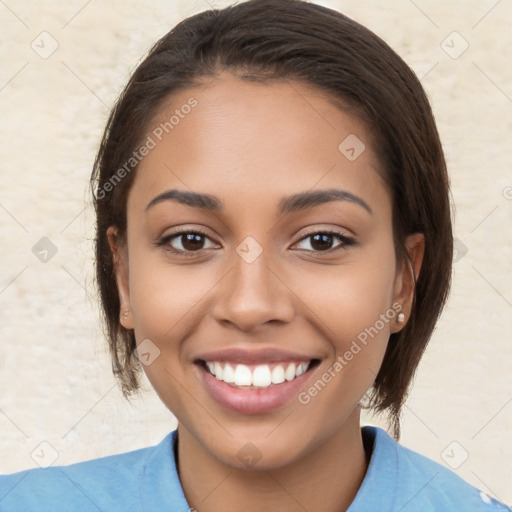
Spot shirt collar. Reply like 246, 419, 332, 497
141, 425, 394, 511
140, 429, 191, 510
346, 425, 397, 512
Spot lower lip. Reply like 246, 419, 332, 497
197, 363, 316, 415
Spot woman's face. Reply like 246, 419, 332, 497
109, 72, 423, 470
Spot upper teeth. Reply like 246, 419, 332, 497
205, 361, 311, 388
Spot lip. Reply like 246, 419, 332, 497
193, 347, 315, 364
195, 357, 320, 415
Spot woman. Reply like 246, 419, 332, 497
1, 0, 509, 510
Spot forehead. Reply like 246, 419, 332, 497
128, 72, 390, 218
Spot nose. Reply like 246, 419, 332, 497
211, 243, 295, 333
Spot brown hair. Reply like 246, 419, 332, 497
90, 0, 453, 438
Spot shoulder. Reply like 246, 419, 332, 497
0, 432, 176, 512
363, 426, 511, 512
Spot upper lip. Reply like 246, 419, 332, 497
194, 348, 318, 364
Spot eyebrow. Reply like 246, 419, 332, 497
145, 188, 372, 215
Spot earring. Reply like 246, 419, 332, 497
120, 310, 130, 322
397, 312, 405, 324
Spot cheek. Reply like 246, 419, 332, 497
290, 259, 397, 426
127, 248, 216, 342
294, 250, 397, 349
125, 247, 216, 412
291, 245, 397, 398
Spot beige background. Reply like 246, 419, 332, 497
0, 0, 511, 505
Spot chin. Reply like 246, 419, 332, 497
206, 426, 313, 472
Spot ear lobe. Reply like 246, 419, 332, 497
107, 226, 134, 330
391, 233, 425, 332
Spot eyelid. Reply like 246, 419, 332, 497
294, 224, 355, 242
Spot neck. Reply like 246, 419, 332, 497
176, 408, 369, 512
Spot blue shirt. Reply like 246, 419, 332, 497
1, 426, 510, 511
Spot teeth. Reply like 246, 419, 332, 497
205, 360, 312, 388
234, 364, 252, 386
222, 363, 235, 383
214, 362, 223, 380
284, 363, 296, 381
271, 365, 285, 384
296, 362, 308, 377
252, 365, 272, 387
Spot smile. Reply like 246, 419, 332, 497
204, 360, 313, 388
195, 357, 321, 414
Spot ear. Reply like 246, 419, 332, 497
391, 233, 425, 333
107, 226, 134, 330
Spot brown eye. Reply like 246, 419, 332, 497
157, 229, 218, 255
178, 232, 207, 251
294, 230, 354, 252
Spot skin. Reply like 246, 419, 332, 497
107, 71, 424, 512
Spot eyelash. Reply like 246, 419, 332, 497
155, 227, 355, 257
